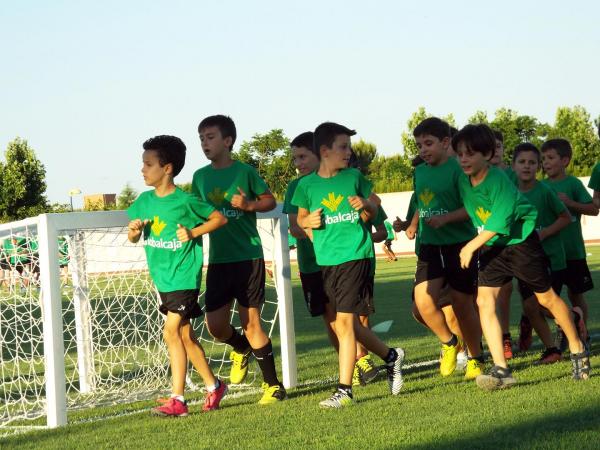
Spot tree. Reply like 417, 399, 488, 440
467, 110, 489, 124
368, 154, 413, 193
351, 139, 377, 174
117, 183, 138, 209
489, 108, 549, 163
0, 138, 48, 222
235, 129, 294, 200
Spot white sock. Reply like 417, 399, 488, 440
171, 394, 185, 403
206, 379, 220, 393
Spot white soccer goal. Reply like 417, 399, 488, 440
0, 208, 295, 431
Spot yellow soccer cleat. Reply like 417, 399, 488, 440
258, 383, 286, 405
229, 349, 251, 384
464, 358, 484, 380
440, 337, 462, 377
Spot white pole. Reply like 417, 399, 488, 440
273, 215, 297, 388
69, 231, 95, 393
37, 214, 68, 427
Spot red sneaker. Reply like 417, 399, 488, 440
203, 381, 228, 412
534, 347, 562, 365
152, 397, 188, 417
503, 336, 513, 359
518, 315, 533, 352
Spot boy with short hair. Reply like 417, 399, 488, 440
405, 117, 484, 379
512, 143, 572, 364
127, 135, 228, 416
541, 138, 599, 335
192, 115, 286, 404
293, 122, 404, 408
453, 124, 591, 389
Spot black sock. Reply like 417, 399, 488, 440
253, 340, 280, 386
443, 334, 458, 347
337, 384, 353, 398
572, 310, 581, 323
502, 333, 511, 340
468, 355, 485, 363
383, 348, 398, 364
224, 327, 250, 353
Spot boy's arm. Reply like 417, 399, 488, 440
297, 206, 323, 230
426, 207, 470, 229
176, 210, 228, 242
230, 188, 276, 213
288, 213, 309, 240
371, 223, 387, 243
538, 210, 571, 241
348, 195, 376, 219
593, 191, 600, 209
405, 210, 419, 240
128, 219, 149, 243
459, 230, 497, 268
557, 192, 599, 216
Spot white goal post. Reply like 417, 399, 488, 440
0, 207, 296, 430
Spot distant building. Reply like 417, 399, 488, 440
84, 194, 117, 210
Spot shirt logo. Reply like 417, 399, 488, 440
321, 192, 344, 212
151, 216, 167, 236
475, 207, 492, 224
419, 189, 435, 207
208, 187, 227, 206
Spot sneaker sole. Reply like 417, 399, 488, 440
151, 409, 189, 417
476, 375, 516, 391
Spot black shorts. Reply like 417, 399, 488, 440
0, 260, 10, 271
158, 289, 203, 320
518, 269, 566, 300
563, 259, 594, 294
478, 233, 552, 293
299, 270, 328, 317
322, 259, 372, 314
357, 275, 375, 317
415, 242, 477, 295
204, 259, 265, 313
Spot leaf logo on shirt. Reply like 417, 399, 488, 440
419, 189, 435, 207
151, 216, 167, 236
321, 192, 344, 212
475, 207, 492, 224
208, 187, 227, 206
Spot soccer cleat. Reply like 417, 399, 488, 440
534, 347, 562, 365
554, 326, 568, 354
440, 337, 462, 377
356, 354, 378, 384
503, 336, 513, 359
386, 347, 405, 395
229, 348, 251, 384
319, 389, 353, 408
464, 358, 484, 380
518, 315, 533, 352
572, 307, 590, 353
152, 397, 188, 417
202, 380, 228, 412
352, 364, 363, 386
571, 351, 591, 380
258, 383, 286, 405
476, 365, 516, 391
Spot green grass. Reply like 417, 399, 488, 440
2, 248, 600, 449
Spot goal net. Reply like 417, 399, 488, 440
0, 209, 295, 431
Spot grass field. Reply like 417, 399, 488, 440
2, 248, 600, 449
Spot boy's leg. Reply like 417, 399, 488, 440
414, 279, 453, 343
477, 286, 506, 368
522, 297, 555, 349
163, 312, 187, 397
567, 291, 588, 324
497, 281, 513, 358
450, 290, 482, 358
323, 303, 339, 351
336, 312, 357, 386
181, 321, 217, 387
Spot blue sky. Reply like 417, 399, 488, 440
1, 0, 599, 205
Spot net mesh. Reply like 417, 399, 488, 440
0, 216, 281, 430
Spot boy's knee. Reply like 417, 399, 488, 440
163, 326, 179, 344
206, 320, 230, 341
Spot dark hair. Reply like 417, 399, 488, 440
512, 142, 540, 162
197, 115, 237, 151
492, 129, 504, 143
290, 131, 314, 151
413, 117, 451, 140
540, 138, 572, 160
450, 126, 458, 137
452, 124, 496, 159
313, 122, 356, 159
142, 135, 186, 177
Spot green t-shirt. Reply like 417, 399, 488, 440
541, 176, 592, 260
366, 206, 387, 277
192, 161, 268, 264
415, 158, 476, 245
292, 168, 374, 266
58, 236, 69, 266
4, 237, 29, 264
458, 167, 537, 247
504, 166, 518, 185
384, 221, 395, 240
589, 163, 600, 191
127, 187, 215, 292
520, 182, 567, 271
407, 192, 420, 255
282, 176, 319, 274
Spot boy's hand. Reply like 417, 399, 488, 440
426, 214, 447, 229
459, 245, 475, 269
230, 187, 250, 210
128, 219, 148, 235
306, 208, 323, 229
556, 192, 572, 206
405, 223, 417, 240
347, 195, 366, 211
176, 224, 193, 242
393, 216, 408, 232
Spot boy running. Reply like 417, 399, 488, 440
192, 115, 286, 404
453, 124, 591, 389
293, 122, 404, 408
127, 135, 228, 416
